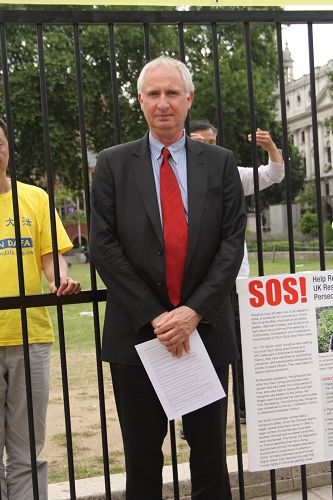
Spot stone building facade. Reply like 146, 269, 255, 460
277, 45, 333, 222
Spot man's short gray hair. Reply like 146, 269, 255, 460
137, 56, 195, 94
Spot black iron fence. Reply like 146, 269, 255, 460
0, 7, 333, 500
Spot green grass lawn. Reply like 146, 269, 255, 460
43, 263, 105, 351
249, 257, 333, 276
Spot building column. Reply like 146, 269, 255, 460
305, 126, 312, 179
318, 122, 325, 175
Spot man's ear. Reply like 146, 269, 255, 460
187, 91, 195, 109
138, 94, 143, 107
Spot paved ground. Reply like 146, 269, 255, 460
251, 485, 332, 500
49, 460, 333, 500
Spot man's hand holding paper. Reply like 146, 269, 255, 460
153, 305, 202, 357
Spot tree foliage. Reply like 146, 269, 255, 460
185, 19, 303, 207
323, 220, 333, 244
299, 180, 317, 211
2, 25, 81, 189
299, 211, 318, 237
0, 5, 303, 202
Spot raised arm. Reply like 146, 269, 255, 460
239, 128, 285, 196
251, 128, 283, 164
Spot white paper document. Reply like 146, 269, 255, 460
135, 329, 226, 420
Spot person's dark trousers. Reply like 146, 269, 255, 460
232, 286, 246, 416
110, 363, 231, 500
110, 363, 168, 500
182, 365, 231, 500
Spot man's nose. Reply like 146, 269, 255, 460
157, 93, 169, 108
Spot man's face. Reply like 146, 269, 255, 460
138, 64, 194, 145
190, 128, 217, 145
0, 127, 9, 176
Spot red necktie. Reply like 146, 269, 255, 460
160, 147, 188, 306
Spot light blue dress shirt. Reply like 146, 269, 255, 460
148, 132, 188, 222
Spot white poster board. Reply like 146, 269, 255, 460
237, 270, 333, 471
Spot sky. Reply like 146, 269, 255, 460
282, 6, 333, 80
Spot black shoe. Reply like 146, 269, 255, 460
239, 410, 246, 424
179, 427, 186, 440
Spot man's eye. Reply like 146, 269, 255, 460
167, 91, 179, 97
147, 91, 159, 97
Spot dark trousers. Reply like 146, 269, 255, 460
110, 363, 231, 500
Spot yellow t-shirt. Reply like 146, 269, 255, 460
0, 181, 73, 345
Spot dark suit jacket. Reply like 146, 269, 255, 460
90, 133, 246, 367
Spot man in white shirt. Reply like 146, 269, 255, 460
187, 121, 285, 425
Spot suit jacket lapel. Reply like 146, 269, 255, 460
130, 134, 163, 246
129, 134, 207, 271
185, 138, 207, 272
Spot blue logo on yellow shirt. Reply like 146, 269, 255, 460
0, 238, 33, 248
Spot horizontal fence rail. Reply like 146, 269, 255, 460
0, 9, 331, 24
0, 8, 332, 500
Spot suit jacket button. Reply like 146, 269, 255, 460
156, 248, 163, 255
156, 281, 162, 287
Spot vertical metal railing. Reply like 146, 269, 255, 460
211, 22, 224, 147
276, 22, 295, 274
244, 20, 279, 500
36, 23, 77, 499
143, 22, 151, 62
0, 23, 40, 500
73, 23, 112, 499
108, 23, 122, 146
0, 9, 332, 500
244, 22, 264, 278
212, 20, 246, 500
169, 419, 180, 500
177, 22, 189, 134
308, 22, 325, 273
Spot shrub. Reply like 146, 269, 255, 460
323, 220, 333, 244
299, 212, 318, 237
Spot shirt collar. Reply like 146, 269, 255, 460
149, 131, 186, 163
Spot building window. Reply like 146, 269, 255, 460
327, 146, 332, 165
301, 130, 305, 144
297, 94, 301, 105
287, 98, 290, 108
326, 182, 330, 196
303, 157, 307, 175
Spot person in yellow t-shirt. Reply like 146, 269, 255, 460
0, 118, 81, 500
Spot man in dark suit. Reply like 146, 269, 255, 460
90, 56, 246, 499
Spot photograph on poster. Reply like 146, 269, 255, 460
316, 306, 333, 353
